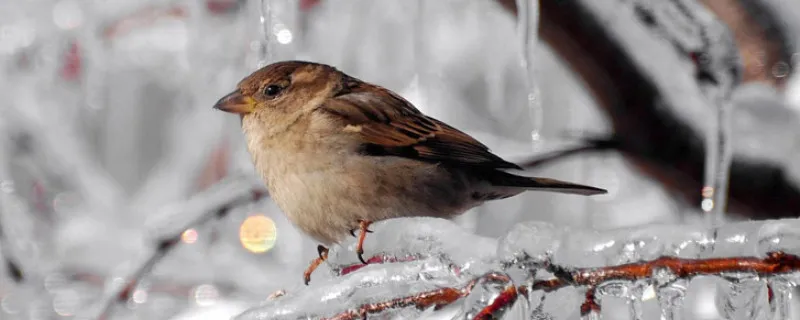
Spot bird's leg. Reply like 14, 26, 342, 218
303, 245, 329, 285
354, 219, 373, 265
348, 220, 374, 237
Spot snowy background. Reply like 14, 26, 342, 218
1, 0, 800, 319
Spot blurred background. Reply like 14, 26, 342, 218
1, 0, 799, 319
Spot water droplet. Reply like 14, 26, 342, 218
131, 289, 148, 304
772, 62, 790, 78
192, 284, 219, 307
52, 289, 80, 317
275, 28, 292, 44
701, 199, 714, 212
1, 293, 20, 314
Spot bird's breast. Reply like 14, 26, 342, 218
252, 146, 478, 244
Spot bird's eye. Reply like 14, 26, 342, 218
264, 85, 283, 97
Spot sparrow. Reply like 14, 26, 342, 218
213, 60, 606, 284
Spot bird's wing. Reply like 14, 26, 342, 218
320, 82, 521, 170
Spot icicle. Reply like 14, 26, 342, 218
514, 0, 543, 151
656, 279, 687, 320
527, 290, 549, 319
767, 277, 794, 320
258, 0, 273, 66
700, 93, 734, 227
627, 280, 648, 320
696, 14, 740, 228
581, 309, 602, 320
716, 273, 769, 320
258, 0, 298, 66
652, 266, 683, 320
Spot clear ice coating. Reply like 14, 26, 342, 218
234, 217, 800, 319
514, 0, 544, 150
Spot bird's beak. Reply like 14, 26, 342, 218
213, 90, 256, 115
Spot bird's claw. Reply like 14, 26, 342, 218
303, 245, 329, 285
349, 220, 374, 237
357, 248, 367, 264
354, 220, 373, 265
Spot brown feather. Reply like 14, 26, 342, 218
321, 79, 522, 170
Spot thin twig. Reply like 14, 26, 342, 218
517, 136, 620, 169
319, 273, 516, 320
533, 251, 800, 293
78, 176, 267, 320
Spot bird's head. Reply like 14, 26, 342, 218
213, 60, 340, 119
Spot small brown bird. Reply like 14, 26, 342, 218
214, 61, 606, 284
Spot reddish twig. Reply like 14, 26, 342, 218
316, 273, 517, 320
534, 251, 800, 292
536, 251, 800, 315
322, 287, 464, 320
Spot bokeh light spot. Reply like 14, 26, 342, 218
239, 215, 277, 254
181, 228, 198, 244
132, 289, 148, 304
192, 284, 219, 307
276, 29, 292, 44
52, 289, 80, 317
701, 199, 714, 212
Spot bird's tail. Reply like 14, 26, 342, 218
483, 170, 607, 196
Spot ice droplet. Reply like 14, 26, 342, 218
514, 0, 544, 151
716, 273, 769, 320
652, 267, 677, 287
656, 279, 688, 320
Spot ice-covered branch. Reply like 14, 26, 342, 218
77, 176, 267, 320
234, 217, 800, 319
